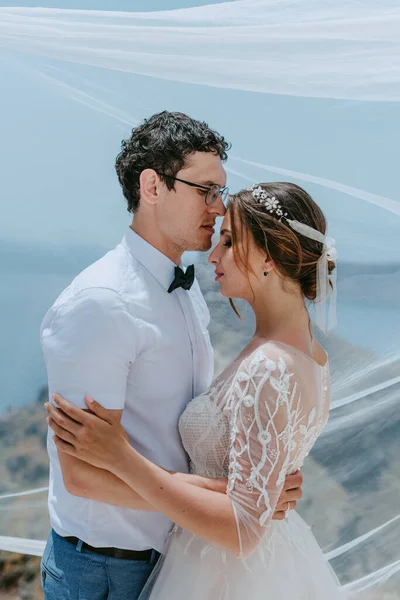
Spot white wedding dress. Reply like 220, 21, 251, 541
140, 341, 346, 600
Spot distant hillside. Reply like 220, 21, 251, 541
1, 236, 399, 414
0, 389, 49, 600
0, 552, 42, 600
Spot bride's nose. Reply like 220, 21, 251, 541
208, 246, 219, 265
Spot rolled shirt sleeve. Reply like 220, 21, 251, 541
41, 287, 140, 410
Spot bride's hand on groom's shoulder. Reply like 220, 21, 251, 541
45, 394, 130, 472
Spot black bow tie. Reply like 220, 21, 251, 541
168, 265, 195, 293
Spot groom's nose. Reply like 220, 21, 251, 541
207, 194, 226, 218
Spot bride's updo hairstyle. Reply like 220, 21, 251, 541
228, 182, 335, 316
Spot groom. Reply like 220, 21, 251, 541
40, 111, 303, 600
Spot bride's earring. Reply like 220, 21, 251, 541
263, 270, 268, 277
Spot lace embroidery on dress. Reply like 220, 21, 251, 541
179, 341, 330, 559
145, 343, 344, 600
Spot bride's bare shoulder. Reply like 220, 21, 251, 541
241, 340, 296, 370
250, 339, 328, 369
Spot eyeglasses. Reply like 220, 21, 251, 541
158, 173, 229, 207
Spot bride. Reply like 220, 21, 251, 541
46, 182, 345, 599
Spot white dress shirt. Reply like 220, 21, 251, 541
40, 228, 214, 553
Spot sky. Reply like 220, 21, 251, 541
0, 0, 230, 9
0, 0, 399, 265
0, 0, 399, 409
1, 12, 399, 593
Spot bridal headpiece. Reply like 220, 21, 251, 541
247, 184, 338, 333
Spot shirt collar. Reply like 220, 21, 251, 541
121, 228, 179, 291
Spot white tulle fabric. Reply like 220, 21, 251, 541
0, 2, 399, 596
0, 1, 399, 101
140, 342, 345, 599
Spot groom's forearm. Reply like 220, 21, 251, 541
59, 451, 227, 510
59, 451, 156, 510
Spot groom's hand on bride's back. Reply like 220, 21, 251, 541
197, 470, 302, 520
273, 470, 303, 520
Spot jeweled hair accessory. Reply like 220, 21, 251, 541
249, 186, 288, 218
246, 184, 338, 333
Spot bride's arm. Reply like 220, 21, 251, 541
112, 442, 241, 553
106, 350, 306, 557
53, 407, 154, 510
48, 356, 302, 556
47, 401, 228, 511
59, 449, 226, 511
47, 395, 239, 551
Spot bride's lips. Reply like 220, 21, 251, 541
215, 271, 224, 282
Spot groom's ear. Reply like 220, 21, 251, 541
139, 169, 161, 207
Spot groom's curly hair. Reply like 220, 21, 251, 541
115, 111, 231, 213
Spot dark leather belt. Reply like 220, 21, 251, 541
63, 536, 159, 562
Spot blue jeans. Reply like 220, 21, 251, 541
41, 530, 160, 600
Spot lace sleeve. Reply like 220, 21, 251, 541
227, 347, 306, 559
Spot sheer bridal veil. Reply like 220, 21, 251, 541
0, 1, 399, 597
